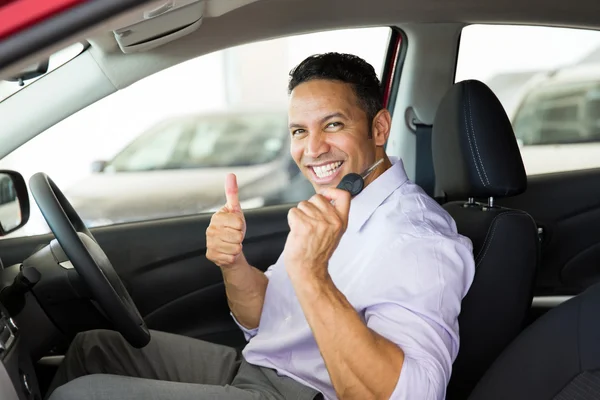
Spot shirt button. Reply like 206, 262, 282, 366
284, 316, 291, 322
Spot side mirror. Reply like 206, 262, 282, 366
90, 160, 107, 173
4, 59, 49, 86
0, 171, 30, 236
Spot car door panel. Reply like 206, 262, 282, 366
0, 204, 292, 348
499, 167, 600, 296
7, 168, 597, 344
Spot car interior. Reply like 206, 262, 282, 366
2, 0, 600, 399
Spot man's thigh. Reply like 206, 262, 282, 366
234, 360, 323, 400
48, 330, 322, 400
59, 329, 241, 384
48, 374, 271, 400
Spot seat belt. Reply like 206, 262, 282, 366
414, 123, 435, 197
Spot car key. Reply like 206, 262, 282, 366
336, 158, 384, 197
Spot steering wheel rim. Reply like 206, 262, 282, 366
29, 172, 150, 348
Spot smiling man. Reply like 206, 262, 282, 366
47, 53, 475, 400
224, 53, 475, 400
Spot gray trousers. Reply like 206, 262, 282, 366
46, 329, 322, 400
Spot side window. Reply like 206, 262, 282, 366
105, 120, 189, 172
456, 24, 600, 175
0, 27, 393, 237
513, 85, 587, 146
182, 113, 288, 168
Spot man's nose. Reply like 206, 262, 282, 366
304, 132, 330, 157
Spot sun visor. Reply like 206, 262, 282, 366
113, 0, 205, 53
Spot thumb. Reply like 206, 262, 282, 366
321, 188, 351, 225
224, 173, 241, 213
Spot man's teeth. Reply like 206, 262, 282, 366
312, 161, 342, 179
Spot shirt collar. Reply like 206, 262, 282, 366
346, 156, 408, 233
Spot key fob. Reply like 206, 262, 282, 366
336, 173, 364, 196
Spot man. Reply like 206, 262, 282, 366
48, 53, 475, 400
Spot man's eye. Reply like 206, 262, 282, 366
326, 122, 342, 128
292, 129, 305, 136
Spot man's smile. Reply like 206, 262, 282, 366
306, 161, 345, 184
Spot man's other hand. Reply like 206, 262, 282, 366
206, 174, 247, 268
284, 188, 351, 280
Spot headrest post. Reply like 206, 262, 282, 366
463, 197, 478, 208
488, 197, 495, 208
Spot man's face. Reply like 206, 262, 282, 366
288, 80, 383, 192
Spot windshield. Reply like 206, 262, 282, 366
0, 42, 85, 103
104, 112, 288, 172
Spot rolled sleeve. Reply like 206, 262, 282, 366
230, 312, 259, 341
366, 302, 448, 400
391, 356, 441, 400
363, 235, 475, 400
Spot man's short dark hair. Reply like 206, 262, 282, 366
288, 53, 384, 136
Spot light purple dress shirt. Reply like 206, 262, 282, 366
233, 157, 476, 399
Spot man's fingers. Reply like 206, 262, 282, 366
319, 188, 351, 225
308, 194, 334, 213
225, 173, 241, 212
211, 212, 245, 231
206, 238, 243, 266
297, 200, 320, 218
287, 207, 307, 230
211, 240, 243, 255
219, 227, 245, 244
206, 225, 244, 244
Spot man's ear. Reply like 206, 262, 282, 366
371, 109, 392, 146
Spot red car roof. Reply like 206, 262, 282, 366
0, 0, 87, 40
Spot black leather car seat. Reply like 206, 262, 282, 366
431, 79, 540, 399
469, 281, 600, 400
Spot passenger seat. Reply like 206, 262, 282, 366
469, 281, 600, 400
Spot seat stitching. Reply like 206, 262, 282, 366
463, 87, 485, 186
466, 86, 490, 186
474, 213, 505, 261
476, 211, 526, 264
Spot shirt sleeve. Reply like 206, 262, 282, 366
363, 234, 475, 400
230, 312, 259, 341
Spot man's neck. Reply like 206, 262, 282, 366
362, 153, 392, 188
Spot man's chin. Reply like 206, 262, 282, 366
310, 181, 339, 193
307, 173, 344, 189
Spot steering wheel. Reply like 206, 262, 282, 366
29, 173, 150, 348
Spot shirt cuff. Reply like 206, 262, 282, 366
389, 356, 442, 400
230, 312, 259, 341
